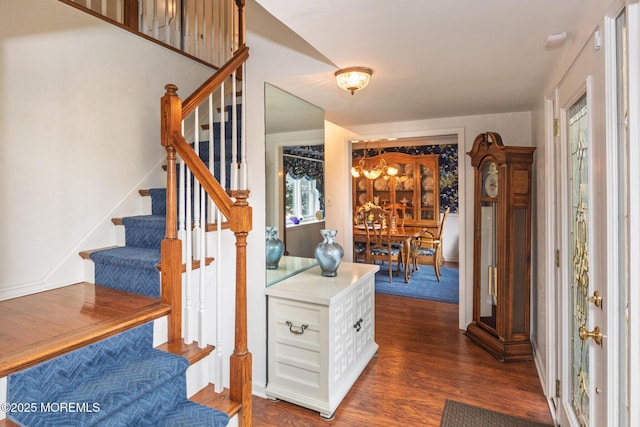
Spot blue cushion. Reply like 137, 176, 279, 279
416, 247, 436, 256
370, 247, 400, 256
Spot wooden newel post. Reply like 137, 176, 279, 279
161, 84, 183, 343
228, 189, 253, 427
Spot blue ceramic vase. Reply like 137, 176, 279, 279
314, 229, 344, 277
265, 226, 284, 270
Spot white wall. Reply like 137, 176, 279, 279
0, 0, 215, 299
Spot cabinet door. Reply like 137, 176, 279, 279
332, 286, 357, 382
393, 160, 416, 221
354, 176, 369, 208
371, 176, 392, 207
418, 157, 439, 224
354, 279, 375, 358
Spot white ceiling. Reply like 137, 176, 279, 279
254, 0, 587, 130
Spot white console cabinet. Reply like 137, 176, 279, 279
265, 262, 379, 419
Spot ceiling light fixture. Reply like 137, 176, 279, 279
335, 67, 373, 95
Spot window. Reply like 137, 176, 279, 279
285, 175, 321, 223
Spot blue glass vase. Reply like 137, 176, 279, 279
265, 226, 284, 270
314, 229, 344, 277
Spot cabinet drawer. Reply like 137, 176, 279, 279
270, 298, 324, 348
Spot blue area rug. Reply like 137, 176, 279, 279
374, 262, 459, 304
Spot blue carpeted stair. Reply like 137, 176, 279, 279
7, 159, 230, 425
7, 324, 228, 426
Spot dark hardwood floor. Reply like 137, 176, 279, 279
250, 292, 554, 427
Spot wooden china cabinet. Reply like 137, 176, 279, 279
352, 152, 440, 228
465, 132, 536, 362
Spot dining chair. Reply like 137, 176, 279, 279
382, 204, 407, 228
411, 207, 450, 281
353, 234, 368, 263
365, 207, 401, 283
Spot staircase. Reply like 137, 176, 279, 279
7, 177, 228, 426
3, 2, 252, 425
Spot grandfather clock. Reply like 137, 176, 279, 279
466, 132, 535, 362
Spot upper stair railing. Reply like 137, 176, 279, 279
60, 0, 243, 67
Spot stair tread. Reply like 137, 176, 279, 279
0, 282, 170, 377
191, 386, 242, 420
90, 246, 160, 266
157, 340, 215, 365
157, 400, 229, 427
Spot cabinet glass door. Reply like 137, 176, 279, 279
479, 199, 498, 331
419, 161, 437, 222
394, 161, 413, 220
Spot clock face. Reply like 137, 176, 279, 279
484, 162, 498, 198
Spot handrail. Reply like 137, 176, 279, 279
182, 45, 249, 120
169, 129, 234, 218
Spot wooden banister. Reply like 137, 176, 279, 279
181, 45, 250, 119
169, 131, 234, 218
160, 44, 252, 425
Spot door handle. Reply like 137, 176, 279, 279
579, 325, 603, 346
589, 290, 603, 309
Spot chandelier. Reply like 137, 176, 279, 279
335, 67, 373, 95
351, 141, 399, 180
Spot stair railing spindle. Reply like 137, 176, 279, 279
193, 106, 202, 261
219, 80, 227, 196
230, 70, 238, 190
173, 0, 181, 50
115, 0, 123, 23
240, 65, 248, 189
207, 93, 217, 223
184, 162, 194, 345
213, 207, 223, 392
178, 123, 187, 259
152, 0, 159, 39
198, 184, 206, 348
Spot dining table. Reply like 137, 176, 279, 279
353, 225, 429, 283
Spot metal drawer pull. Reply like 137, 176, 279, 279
353, 318, 363, 332
286, 321, 308, 335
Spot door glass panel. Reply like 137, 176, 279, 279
615, 8, 629, 424
569, 93, 589, 426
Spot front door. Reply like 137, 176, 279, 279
555, 29, 608, 427
554, 8, 632, 425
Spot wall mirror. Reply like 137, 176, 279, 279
265, 84, 325, 285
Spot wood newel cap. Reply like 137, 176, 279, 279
164, 83, 179, 96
